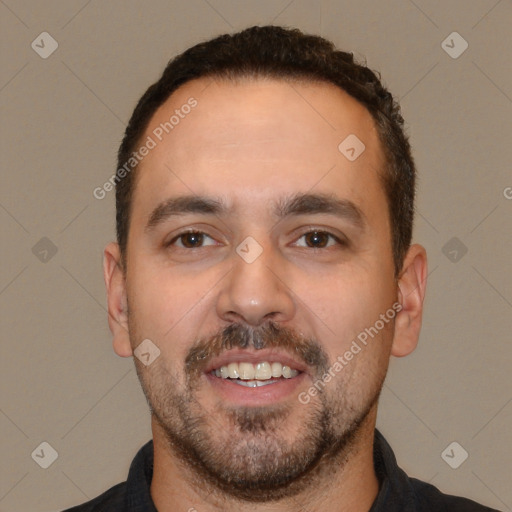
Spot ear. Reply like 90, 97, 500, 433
103, 242, 132, 357
391, 244, 428, 357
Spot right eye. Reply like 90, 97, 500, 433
167, 231, 218, 249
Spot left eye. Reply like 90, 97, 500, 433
294, 231, 341, 248
170, 231, 217, 248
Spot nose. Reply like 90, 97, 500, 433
216, 241, 296, 327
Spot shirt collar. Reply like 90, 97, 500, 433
370, 429, 418, 511
124, 439, 158, 512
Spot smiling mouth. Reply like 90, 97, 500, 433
211, 361, 301, 388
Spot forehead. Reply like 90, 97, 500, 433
132, 77, 387, 224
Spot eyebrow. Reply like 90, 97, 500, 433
145, 196, 225, 231
274, 193, 366, 230
144, 192, 366, 232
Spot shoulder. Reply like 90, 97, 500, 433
61, 440, 155, 511
61, 481, 126, 511
63, 482, 126, 512
372, 430, 500, 511
409, 477, 501, 512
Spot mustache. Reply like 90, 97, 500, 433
185, 321, 330, 377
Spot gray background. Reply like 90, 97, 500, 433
1, 1, 511, 511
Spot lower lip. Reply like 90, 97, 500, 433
205, 372, 306, 406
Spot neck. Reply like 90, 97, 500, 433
150, 408, 380, 512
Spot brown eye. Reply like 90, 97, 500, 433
180, 232, 204, 248
293, 230, 346, 250
303, 231, 330, 248
168, 231, 217, 249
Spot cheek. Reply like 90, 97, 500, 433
290, 267, 396, 364
295, 267, 392, 328
318, 317, 394, 410
128, 258, 181, 316
126, 259, 222, 356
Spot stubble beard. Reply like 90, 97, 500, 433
132, 322, 389, 502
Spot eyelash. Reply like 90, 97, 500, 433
166, 229, 347, 250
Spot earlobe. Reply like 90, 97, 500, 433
103, 242, 133, 358
391, 244, 428, 357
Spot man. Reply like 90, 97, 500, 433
66, 26, 498, 511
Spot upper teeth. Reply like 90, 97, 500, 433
213, 361, 299, 380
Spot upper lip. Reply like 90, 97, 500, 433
204, 348, 308, 375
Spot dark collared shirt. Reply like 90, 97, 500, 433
63, 430, 499, 511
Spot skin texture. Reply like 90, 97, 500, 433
103, 78, 427, 512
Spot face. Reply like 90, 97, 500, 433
112, 78, 407, 500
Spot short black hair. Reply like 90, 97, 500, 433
116, 25, 415, 276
